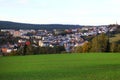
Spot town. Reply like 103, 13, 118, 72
0, 24, 118, 55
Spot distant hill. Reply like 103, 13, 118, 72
0, 21, 82, 31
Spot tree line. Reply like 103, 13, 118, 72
73, 33, 120, 53
7, 45, 65, 56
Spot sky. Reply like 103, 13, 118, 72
0, 0, 120, 25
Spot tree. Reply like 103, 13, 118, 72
73, 46, 83, 53
110, 41, 120, 52
82, 41, 91, 53
25, 45, 34, 55
110, 42, 118, 52
91, 33, 109, 52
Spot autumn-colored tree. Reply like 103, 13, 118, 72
91, 33, 109, 52
82, 41, 91, 53
73, 46, 83, 53
110, 41, 120, 52
110, 42, 118, 52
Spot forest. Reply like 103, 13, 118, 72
0, 21, 82, 30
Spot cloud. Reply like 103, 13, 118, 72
0, 0, 7, 3
0, 0, 5, 2
106, 0, 120, 5
0, 0, 3, 2
0, 0, 30, 7
17, 0, 29, 5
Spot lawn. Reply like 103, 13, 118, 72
0, 53, 120, 80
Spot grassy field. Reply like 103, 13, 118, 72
0, 53, 120, 80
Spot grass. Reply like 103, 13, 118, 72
0, 53, 120, 80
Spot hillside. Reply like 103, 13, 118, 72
0, 21, 82, 30
110, 33, 120, 42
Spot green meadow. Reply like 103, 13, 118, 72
0, 53, 120, 80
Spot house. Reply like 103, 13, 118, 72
53, 29, 65, 35
13, 31, 21, 37
39, 40, 50, 47
1, 48, 12, 54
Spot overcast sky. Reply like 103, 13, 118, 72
0, 0, 120, 25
